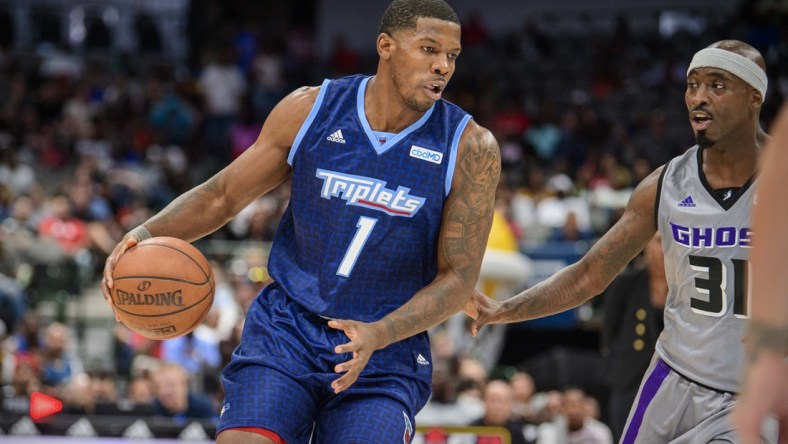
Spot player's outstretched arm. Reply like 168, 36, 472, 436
328, 120, 500, 393
101, 86, 320, 309
470, 166, 662, 336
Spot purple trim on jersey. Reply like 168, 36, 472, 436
622, 359, 671, 444
445, 114, 472, 196
356, 76, 435, 155
288, 79, 331, 165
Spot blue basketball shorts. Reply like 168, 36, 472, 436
216, 282, 432, 444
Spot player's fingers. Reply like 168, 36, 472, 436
470, 317, 487, 337
99, 286, 121, 321
334, 346, 371, 369
104, 237, 138, 288
334, 340, 361, 354
334, 357, 360, 374
103, 252, 121, 289
103, 256, 116, 289
101, 277, 121, 322
100, 278, 113, 305
463, 301, 478, 319
331, 370, 360, 394
334, 334, 364, 354
327, 319, 351, 332
99, 282, 120, 321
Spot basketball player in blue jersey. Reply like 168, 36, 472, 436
469, 40, 778, 443
101, 0, 501, 442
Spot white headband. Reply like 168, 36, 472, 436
687, 48, 767, 102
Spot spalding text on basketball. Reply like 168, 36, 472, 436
115, 289, 185, 306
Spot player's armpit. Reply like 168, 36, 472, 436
439, 120, 501, 287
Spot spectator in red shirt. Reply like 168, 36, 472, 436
37, 193, 89, 255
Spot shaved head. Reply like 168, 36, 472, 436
706, 40, 766, 72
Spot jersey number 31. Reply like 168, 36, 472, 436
689, 255, 750, 318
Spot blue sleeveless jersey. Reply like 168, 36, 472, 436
267, 75, 471, 322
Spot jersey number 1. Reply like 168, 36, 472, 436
689, 255, 750, 318
337, 216, 378, 277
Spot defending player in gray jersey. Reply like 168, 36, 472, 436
468, 40, 777, 443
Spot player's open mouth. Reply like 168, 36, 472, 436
691, 111, 712, 131
424, 82, 444, 100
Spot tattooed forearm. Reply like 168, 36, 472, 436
747, 320, 788, 362
491, 170, 661, 324
498, 262, 592, 323
378, 279, 458, 347
587, 207, 647, 284
496, 223, 648, 323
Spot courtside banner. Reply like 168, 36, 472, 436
414, 425, 511, 444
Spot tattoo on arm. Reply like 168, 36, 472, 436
503, 265, 587, 323
374, 129, 500, 348
443, 130, 500, 284
380, 279, 453, 347
500, 174, 658, 323
586, 205, 648, 284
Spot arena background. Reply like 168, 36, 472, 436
0, 0, 784, 442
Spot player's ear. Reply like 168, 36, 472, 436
377, 33, 394, 59
751, 90, 763, 110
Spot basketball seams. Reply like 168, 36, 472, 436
132, 241, 212, 279
179, 296, 213, 336
114, 275, 210, 286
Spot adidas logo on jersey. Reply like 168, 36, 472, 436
327, 130, 346, 144
678, 195, 697, 207
416, 354, 429, 365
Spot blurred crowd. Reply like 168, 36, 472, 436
0, 0, 785, 441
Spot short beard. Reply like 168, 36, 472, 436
391, 68, 431, 113
696, 132, 715, 149
404, 95, 430, 112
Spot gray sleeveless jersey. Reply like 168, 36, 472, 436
656, 145, 755, 393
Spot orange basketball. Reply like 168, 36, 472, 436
111, 237, 214, 340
